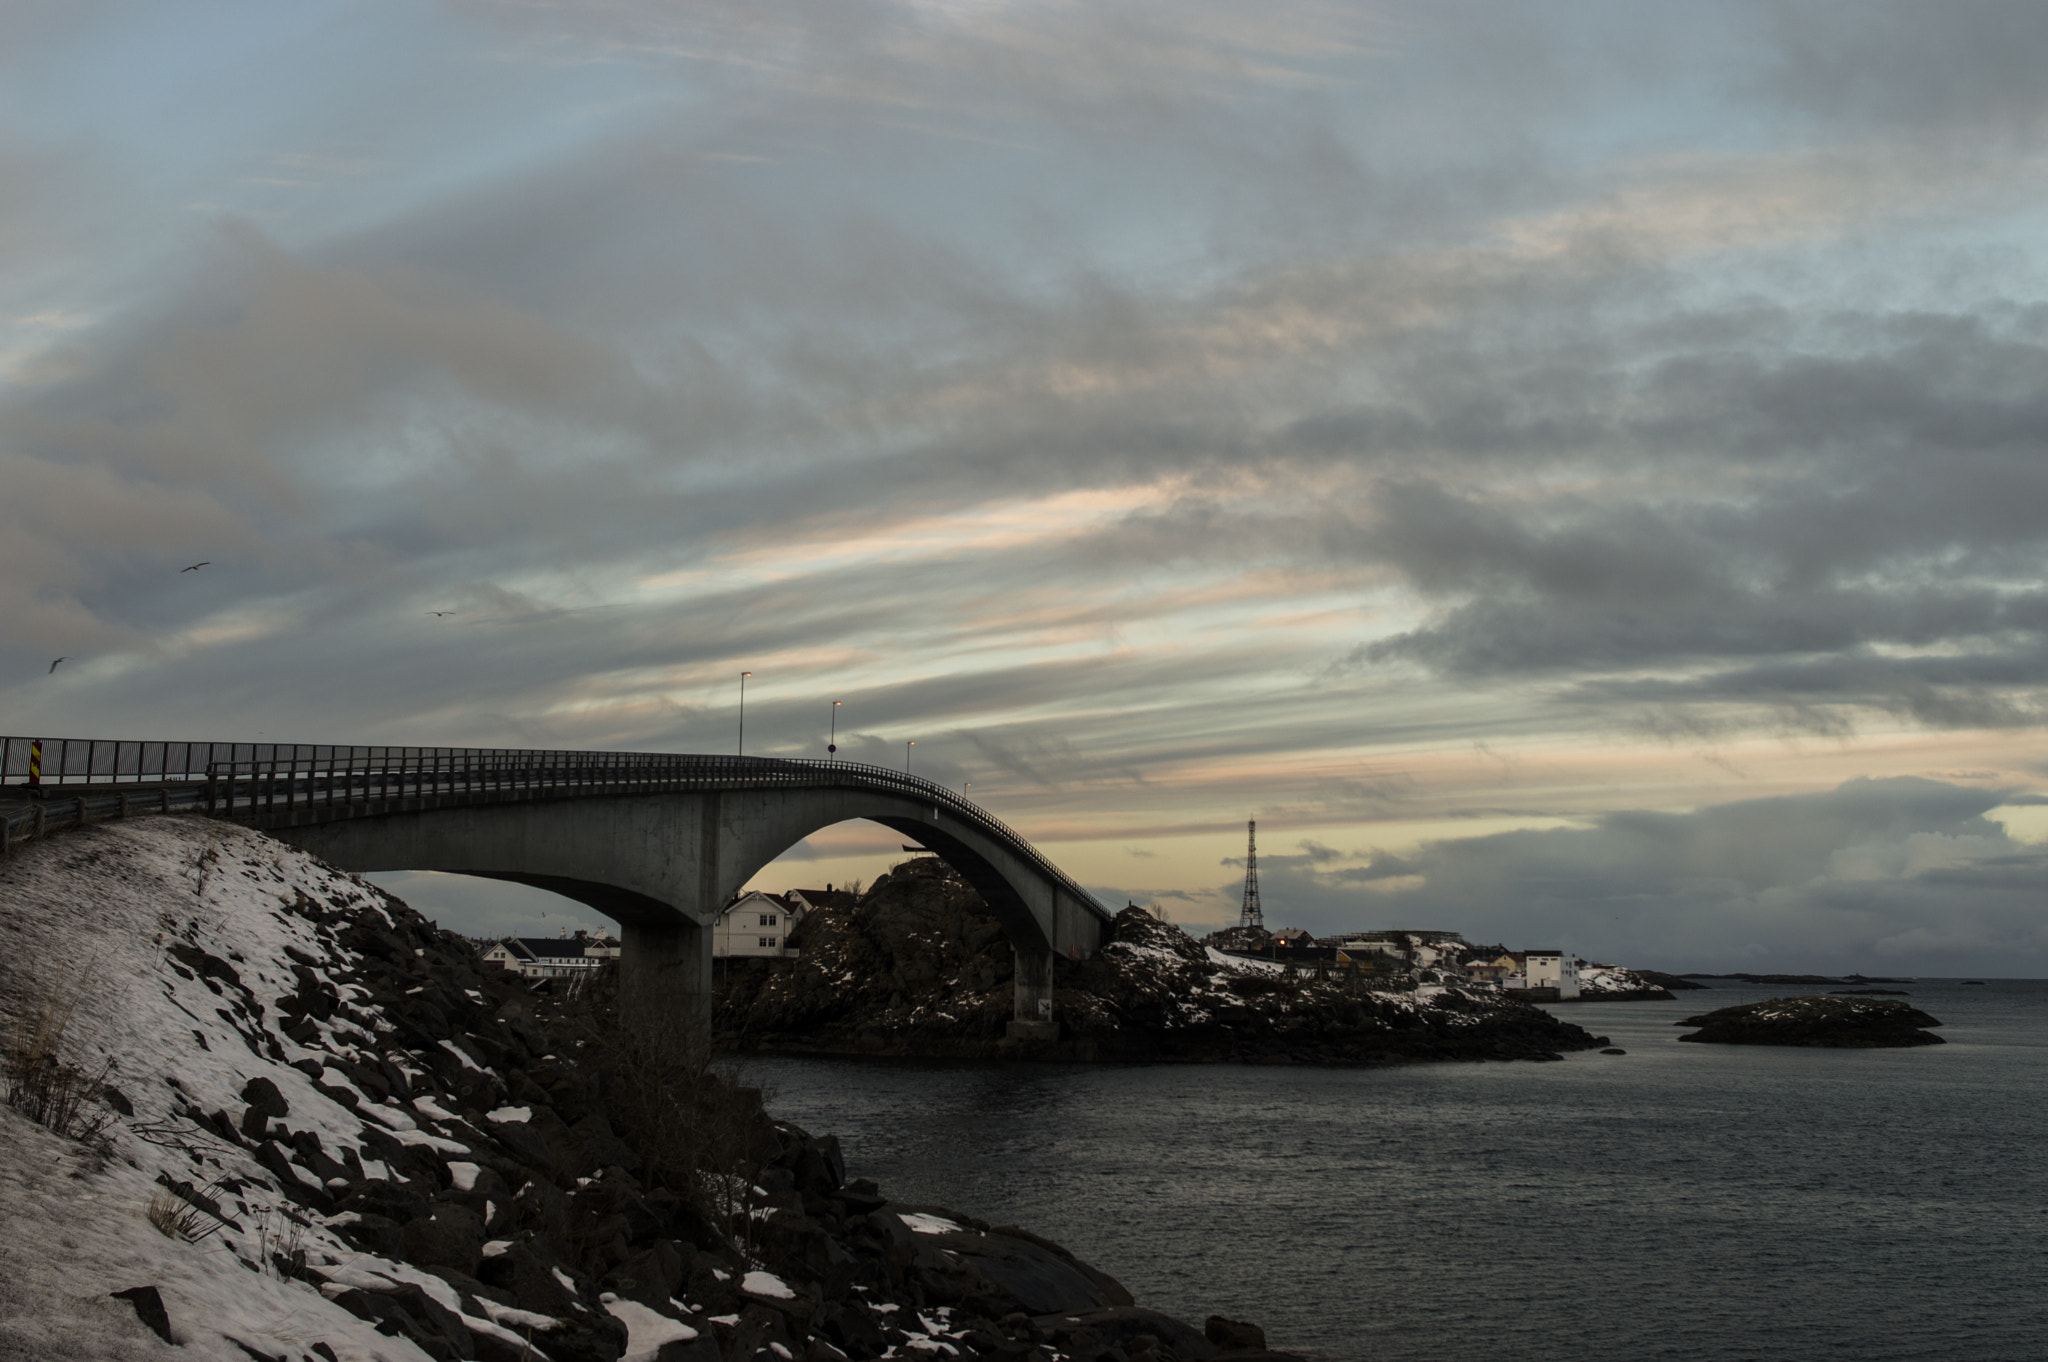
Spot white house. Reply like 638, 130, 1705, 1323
1520, 949, 1580, 999
713, 890, 804, 958
479, 930, 617, 980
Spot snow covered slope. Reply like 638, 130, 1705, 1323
0, 816, 468, 1360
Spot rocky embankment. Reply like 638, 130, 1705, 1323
718, 860, 1602, 1064
0, 818, 1302, 1361
1573, 965, 1677, 1002
1675, 996, 1946, 1048
1630, 971, 1707, 992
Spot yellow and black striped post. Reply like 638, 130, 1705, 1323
27, 739, 42, 788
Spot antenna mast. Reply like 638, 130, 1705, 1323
1238, 819, 1263, 930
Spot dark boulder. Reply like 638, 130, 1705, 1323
110, 1286, 173, 1345
330, 1282, 474, 1361
402, 1203, 486, 1275
1206, 1316, 1266, 1352
478, 1241, 583, 1317
240, 1076, 290, 1126
905, 1218, 1133, 1318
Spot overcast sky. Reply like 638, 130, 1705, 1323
7, 1, 2047, 973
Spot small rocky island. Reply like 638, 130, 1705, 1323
717, 859, 1602, 1064
1676, 995, 1945, 1048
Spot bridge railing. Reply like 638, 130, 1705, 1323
0, 735, 517, 785
194, 749, 1100, 912
0, 734, 1099, 912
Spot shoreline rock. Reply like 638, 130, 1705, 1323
1675, 995, 1945, 1048
718, 860, 1603, 1067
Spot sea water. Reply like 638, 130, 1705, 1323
742, 979, 2048, 1362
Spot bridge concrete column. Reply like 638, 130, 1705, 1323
1008, 947, 1058, 1039
618, 920, 714, 1043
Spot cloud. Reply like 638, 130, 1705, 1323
6, 0, 2048, 965
1250, 778, 2048, 974
1753, 0, 2048, 142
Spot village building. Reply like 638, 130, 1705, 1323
784, 885, 857, 917
1317, 930, 1466, 969
478, 929, 618, 981
1505, 949, 1580, 1000
1462, 953, 1516, 985
713, 889, 804, 958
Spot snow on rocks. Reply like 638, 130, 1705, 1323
603, 1297, 697, 1360
897, 1214, 961, 1236
738, 1270, 795, 1299
1576, 964, 1678, 1001
0, 816, 1311, 1361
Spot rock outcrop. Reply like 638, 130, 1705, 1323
1675, 995, 1945, 1048
0, 817, 1306, 1361
1574, 965, 1677, 1001
718, 860, 1602, 1064
1630, 971, 1709, 992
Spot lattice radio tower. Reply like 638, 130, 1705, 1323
1238, 819, 1264, 931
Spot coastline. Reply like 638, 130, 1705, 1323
0, 817, 1308, 1361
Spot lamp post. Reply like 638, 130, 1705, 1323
904, 739, 914, 773
828, 700, 841, 761
737, 671, 752, 756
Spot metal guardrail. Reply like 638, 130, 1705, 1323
1, 736, 1104, 916
0, 736, 502, 785
2, 783, 208, 852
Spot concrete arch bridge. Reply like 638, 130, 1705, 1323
0, 737, 1107, 1035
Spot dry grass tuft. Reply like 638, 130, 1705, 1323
146, 1179, 227, 1243
3, 956, 118, 1148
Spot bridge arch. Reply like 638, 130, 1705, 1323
0, 739, 1108, 1037
262, 768, 1104, 1038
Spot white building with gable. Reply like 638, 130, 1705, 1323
714, 890, 804, 958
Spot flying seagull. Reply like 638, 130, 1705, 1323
181, 561, 210, 572
426, 611, 455, 617
48, 657, 67, 673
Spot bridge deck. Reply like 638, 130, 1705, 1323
0, 737, 1105, 920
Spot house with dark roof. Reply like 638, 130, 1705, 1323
479, 929, 616, 980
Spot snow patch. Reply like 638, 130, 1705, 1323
900, 1212, 962, 1235
742, 1269, 796, 1299
607, 1298, 698, 1361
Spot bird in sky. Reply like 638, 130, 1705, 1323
426, 611, 455, 617
48, 657, 67, 673
181, 561, 210, 572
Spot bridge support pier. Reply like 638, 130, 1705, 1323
619, 920, 714, 1044
1007, 946, 1058, 1040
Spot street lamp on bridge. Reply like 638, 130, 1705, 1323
829, 700, 841, 760
737, 672, 752, 756
904, 739, 914, 773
